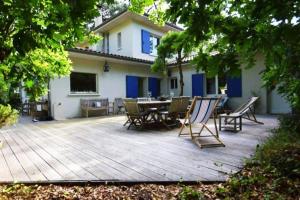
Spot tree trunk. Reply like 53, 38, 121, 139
177, 52, 184, 96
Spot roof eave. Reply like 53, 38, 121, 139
68, 48, 154, 65
93, 10, 183, 33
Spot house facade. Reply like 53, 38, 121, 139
49, 10, 291, 119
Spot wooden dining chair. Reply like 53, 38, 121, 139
158, 97, 182, 129
123, 99, 148, 130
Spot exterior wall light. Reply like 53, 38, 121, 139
103, 61, 110, 72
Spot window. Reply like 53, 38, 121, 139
149, 35, 159, 56
117, 32, 122, 50
206, 77, 216, 95
170, 78, 178, 89
141, 29, 160, 55
218, 75, 227, 94
70, 72, 97, 93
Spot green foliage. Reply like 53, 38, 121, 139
130, 0, 300, 112
152, 31, 194, 95
98, 0, 129, 22
0, 0, 103, 105
1, 184, 34, 199
129, 0, 155, 14
216, 115, 300, 199
179, 186, 204, 200
0, 104, 18, 128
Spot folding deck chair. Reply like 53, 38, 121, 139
219, 97, 264, 132
179, 97, 225, 148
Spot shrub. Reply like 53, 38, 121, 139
216, 114, 300, 199
0, 104, 18, 128
179, 186, 204, 200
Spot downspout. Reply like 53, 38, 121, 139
107, 33, 109, 54
47, 78, 51, 119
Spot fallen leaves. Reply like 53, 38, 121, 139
0, 183, 219, 200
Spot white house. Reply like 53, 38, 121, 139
49, 10, 291, 119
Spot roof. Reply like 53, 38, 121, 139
69, 48, 195, 67
93, 10, 183, 32
69, 47, 154, 64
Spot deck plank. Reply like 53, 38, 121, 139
0, 134, 13, 182
3, 130, 46, 181
0, 115, 278, 183
1, 131, 30, 181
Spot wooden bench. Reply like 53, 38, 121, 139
80, 98, 109, 117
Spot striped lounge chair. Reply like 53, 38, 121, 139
179, 97, 225, 148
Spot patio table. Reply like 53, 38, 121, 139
137, 100, 172, 128
137, 100, 171, 107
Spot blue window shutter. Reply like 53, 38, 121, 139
148, 77, 159, 97
192, 74, 204, 97
126, 76, 139, 98
141, 29, 150, 54
227, 75, 242, 97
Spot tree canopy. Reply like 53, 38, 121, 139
0, 0, 112, 125
130, 0, 300, 112
152, 31, 194, 96
98, 0, 128, 22
0, 0, 103, 103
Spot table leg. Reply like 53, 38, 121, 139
219, 116, 222, 131
234, 117, 237, 132
239, 116, 242, 131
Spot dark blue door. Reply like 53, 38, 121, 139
192, 74, 204, 97
126, 76, 139, 98
227, 76, 242, 97
148, 77, 159, 97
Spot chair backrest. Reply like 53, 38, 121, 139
114, 98, 124, 107
180, 96, 191, 112
235, 97, 259, 115
137, 97, 149, 102
217, 96, 228, 108
123, 98, 137, 102
169, 97, 182, 113
123, 99, 140, 115
80, 98, 109, 107
189, 97, 220, 124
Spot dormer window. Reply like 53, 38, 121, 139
117, 32, 122, 50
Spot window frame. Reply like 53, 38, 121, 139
70, 71, 98, 94
206, 76, 217, 95
149, 34, 160, 56
117, 32, 122, 50
170, 77, 178, 89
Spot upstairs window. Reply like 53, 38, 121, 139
141, 29, 160, 56
117, 32, 122, 50
70, 72, 97, 93
150, 35, 159, 56
170, 77, 178, 89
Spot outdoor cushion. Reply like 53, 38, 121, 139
95, 102, 101, 108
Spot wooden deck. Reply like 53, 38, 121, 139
0, 115, 278, 183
